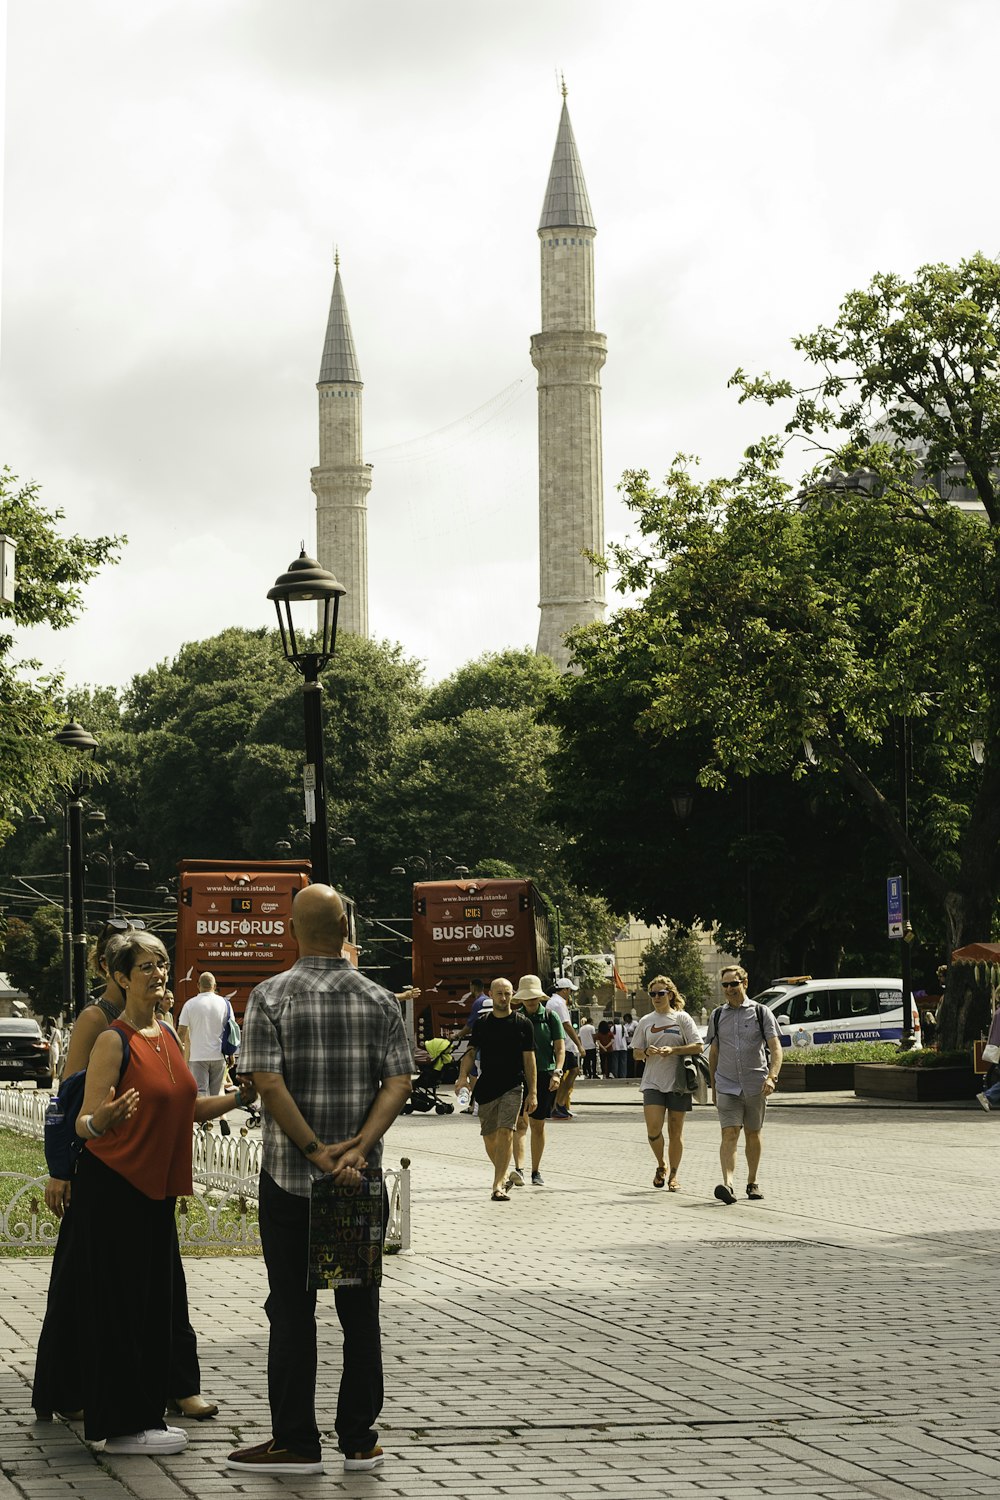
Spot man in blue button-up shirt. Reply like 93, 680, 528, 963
707, 965, 782, 1205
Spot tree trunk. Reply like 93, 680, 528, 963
936, 888, 997, 1051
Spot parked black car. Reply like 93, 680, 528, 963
0, 1018, 53, 1089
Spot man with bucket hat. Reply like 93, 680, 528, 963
508, 975, 565, 1188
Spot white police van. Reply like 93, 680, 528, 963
751, 976, 920, 1049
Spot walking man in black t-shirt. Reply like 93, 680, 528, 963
454, 978, 537, 1202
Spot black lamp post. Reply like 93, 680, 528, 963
54, 719, 98, 1015
86, 812, 149, 919
24, 809, 72, 1011
268, 549, 346, 887
895, 715, 915, 1049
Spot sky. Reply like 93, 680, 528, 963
2, 0, 999, 695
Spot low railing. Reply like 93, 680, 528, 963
0, 1088, 48, 1138
0, 1089, 411, 1252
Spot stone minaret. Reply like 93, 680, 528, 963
531, 90, 607, 671
311, 253, 371, 637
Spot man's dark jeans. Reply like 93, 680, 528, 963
258, 1170, 383, 1457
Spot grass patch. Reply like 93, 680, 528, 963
0, 1126, 260, 1258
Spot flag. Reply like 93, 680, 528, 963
613, 965, 627, 992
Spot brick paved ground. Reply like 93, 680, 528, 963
2, 1080, 998, 1499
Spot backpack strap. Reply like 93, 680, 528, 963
107, 1023, 132, 1077
753, 1002, 769, 1051
708, 1006, 723, 1046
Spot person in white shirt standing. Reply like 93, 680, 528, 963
178, 972, 229, 1097
546, 978, 584, 1119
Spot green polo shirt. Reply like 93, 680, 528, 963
517, 1003, 564, 1074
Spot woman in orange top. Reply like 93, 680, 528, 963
33, 930, 218, 1425
71, 933, 254, 1456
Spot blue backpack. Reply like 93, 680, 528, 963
44, 1031, 131, 1181
221, 1001, 241, 1058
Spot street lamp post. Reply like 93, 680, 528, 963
54, 719, 98, 1015
85, 811, 150, 920
894, 715, 915, 1049
25, 808, 72, 1007
268, 549, 346, 887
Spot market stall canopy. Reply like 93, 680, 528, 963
951, 942, 1000, 963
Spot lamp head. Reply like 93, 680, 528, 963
267, 548, 346, 675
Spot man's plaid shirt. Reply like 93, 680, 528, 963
240, 955, 414, 1197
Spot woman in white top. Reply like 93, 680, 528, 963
631, 976, 703, 1190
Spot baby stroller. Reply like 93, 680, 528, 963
403, 1036, 457, 1115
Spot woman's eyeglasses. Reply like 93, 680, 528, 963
650, 990, 669, 997
136, 958, 170, 974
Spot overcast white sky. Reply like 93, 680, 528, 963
2, 0, 998, 694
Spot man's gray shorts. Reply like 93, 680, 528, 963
191, 1057, 227, 1096
478, 1086, 523, 1136
716, 1090, 767, 1131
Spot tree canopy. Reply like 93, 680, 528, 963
0, 470, 122, 842
557, 256, 1000, 1046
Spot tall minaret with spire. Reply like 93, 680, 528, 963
531, 86, 607, 671
311, 252, 371, 637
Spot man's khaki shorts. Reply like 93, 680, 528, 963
716, 1090, 767, 1131
478, 1085, 524, 1136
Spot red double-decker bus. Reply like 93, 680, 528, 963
410, 877, 552, 1040
174, 859, 320, 1022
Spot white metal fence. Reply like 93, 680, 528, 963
0, 1087, 411, 1252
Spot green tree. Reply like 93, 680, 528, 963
0, 470, 122, 842
548, 645, 904, 994
358, 648, 622, 957
97, 628, 424, 883
639, 928, 712, 1009
575, 255, 1000, 1047
0, 905, 64, 1011
419, 648, 561, 723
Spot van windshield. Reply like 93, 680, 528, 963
752, 990, 789, 1009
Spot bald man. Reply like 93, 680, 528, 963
228, 884, 413, 1479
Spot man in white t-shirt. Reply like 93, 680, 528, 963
609, 1017, 629, 1078
178, 972, 230, 1097
546, 978, 583, 1119
577, 1017, 597, 1078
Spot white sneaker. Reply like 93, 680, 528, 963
104, 1426, 188, 1455
978, 1093, 992, 1112
505, 1167, 525, 1188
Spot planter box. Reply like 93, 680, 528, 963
854, 1063, 980, 1102
777, 1062, 856, 1092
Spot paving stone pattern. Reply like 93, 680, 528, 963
2, 1085, 998, 1498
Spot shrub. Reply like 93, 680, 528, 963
784, 1042, 900, 1065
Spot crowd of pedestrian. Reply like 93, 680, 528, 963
452, 962, 782, 1208
32, 909, 790, 1479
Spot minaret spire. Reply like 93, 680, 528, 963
531, 96, 607, 670
311, 253, 371, 637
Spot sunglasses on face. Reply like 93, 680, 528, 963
721, 981, 741, 989
650, 990, 669, 997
